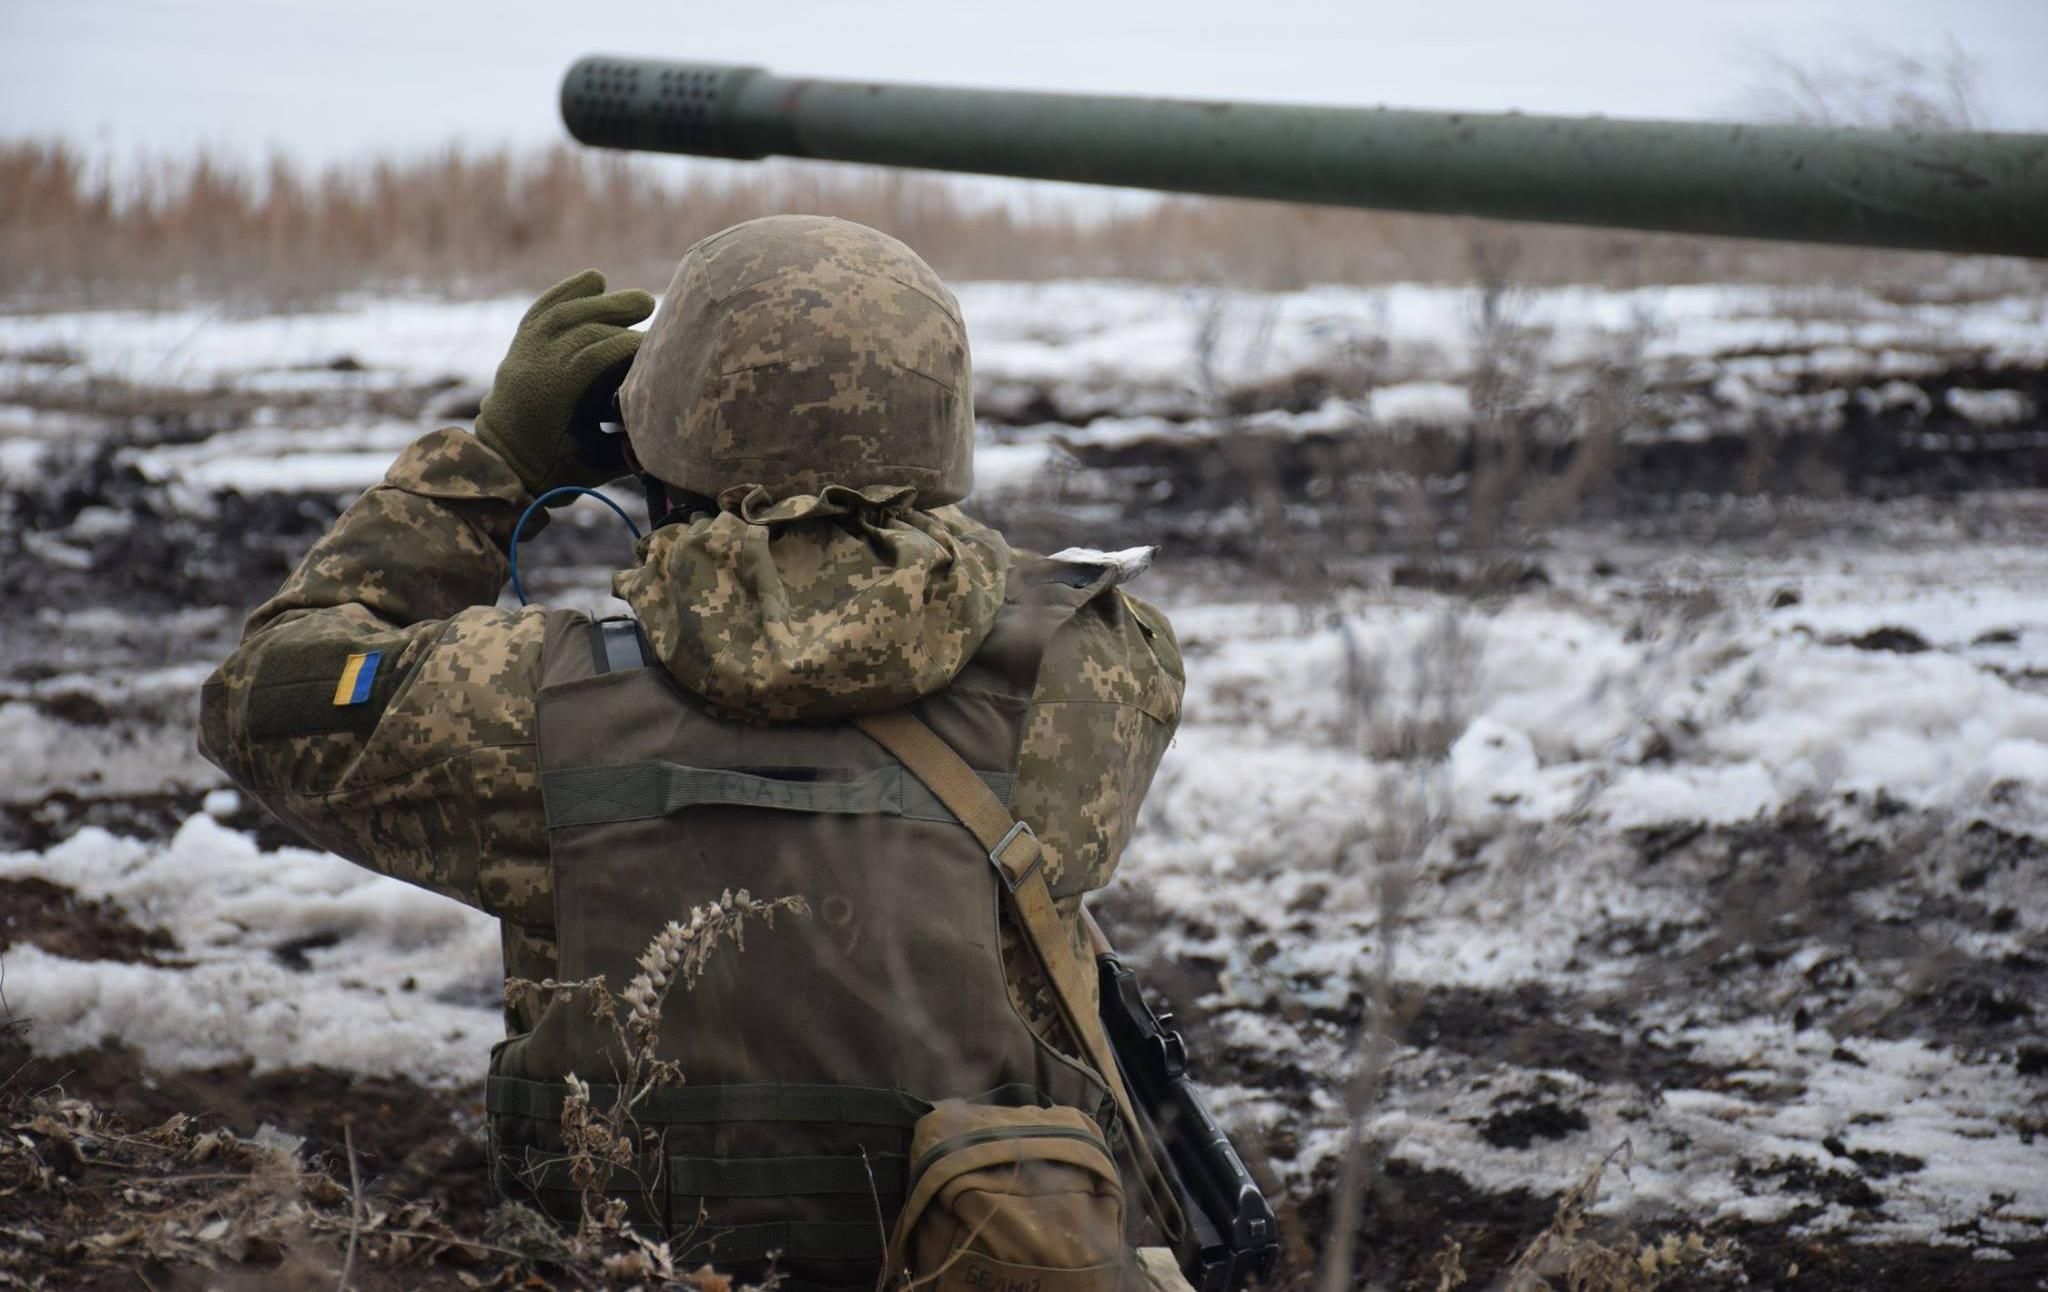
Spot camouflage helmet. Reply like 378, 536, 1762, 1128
620, 215, 974, 506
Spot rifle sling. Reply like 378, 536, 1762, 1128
851, 709, 1190, 1255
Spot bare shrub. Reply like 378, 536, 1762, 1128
504, 887, 808, 1255
0, 889, 805, 1288
1520, 308, 1658, 532
1729, 40, 2045, 303
1336, 611, 1486, 762
1316, 774, 1440, 1292
1451, 235, 1670, 560
1462, 238, 1549, 554
1317, 602, 1475, 1292
1742, 37, 1984, 131
1488, 1142, 1716, 1291
1183, 286, 1325, 587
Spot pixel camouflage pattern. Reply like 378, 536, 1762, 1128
622, 214, 975, 507
199, 222, 1183, 1059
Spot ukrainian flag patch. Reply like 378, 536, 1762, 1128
332, 651, 382, 706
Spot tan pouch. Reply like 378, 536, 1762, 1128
888, 1100, 1126, 1292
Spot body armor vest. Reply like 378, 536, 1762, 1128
486, 559, 1115, 1287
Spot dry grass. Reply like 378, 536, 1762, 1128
0, 1077, 522, 1289
3, 140, 2027, 308
0, 893, 803, 1291
1486, 1143, 1717, 1292
0, 1072, 768, 1291
503, 888, 807, 1262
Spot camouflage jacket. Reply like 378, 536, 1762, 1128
198, 429, 1184, 1039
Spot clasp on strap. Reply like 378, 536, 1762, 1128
989, 820, 1042, 889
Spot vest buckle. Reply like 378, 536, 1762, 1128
989, 820, 1042, 890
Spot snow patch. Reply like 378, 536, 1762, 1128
0, 818, 501, 1084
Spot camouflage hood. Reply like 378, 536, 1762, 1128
611, 486, 1009, 721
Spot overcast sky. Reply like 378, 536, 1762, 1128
5, 0, 2045, 167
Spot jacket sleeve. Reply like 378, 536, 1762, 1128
1014, 583, 1186, 900
1001, 581, 1184, 1056
197, 427, 556, 926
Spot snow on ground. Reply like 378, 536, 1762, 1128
1, 279, 2041, 508
120, 417, 429, 493
0, 812, 502, 1080
1371, 1019, 2048, 1248
4, 531, 2041, 1248
1115, 537, 2048, 1250
2, 281, 2044, 1267
4, 281, 2046, 483
0, 296, 523, 396
1170, 557, 2048, 826
962, 282, 2048, 395
0, 659, 222, 803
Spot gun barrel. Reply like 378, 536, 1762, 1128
561, 57, 2048, 259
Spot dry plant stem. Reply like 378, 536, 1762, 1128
1433, 1236, 1469, 1291
1493, 1140, 1637, 1292
10, 138, 2028, 310
338, 1120, 362, 1292
861, 1147, 891, 1274
0, 1069, 635, 1290
372, 1228, 560, 1264
505, 889, 808, 1254
1317, 592, 1466, 1291
1318, 822, 1415, 1292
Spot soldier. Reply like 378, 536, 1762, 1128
199, 216, 1189, 1289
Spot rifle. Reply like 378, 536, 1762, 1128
1085, 913, 1279, 1291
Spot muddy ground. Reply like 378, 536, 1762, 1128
2, 325, 2045, 1290
4, 817, 2041, 1290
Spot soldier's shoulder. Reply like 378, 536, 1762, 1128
1031, 545, 1183, 718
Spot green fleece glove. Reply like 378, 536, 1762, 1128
474, 269, 656, 498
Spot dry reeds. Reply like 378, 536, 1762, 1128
2, 139, 2020, 308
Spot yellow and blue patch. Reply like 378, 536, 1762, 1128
332, 651, 382, 707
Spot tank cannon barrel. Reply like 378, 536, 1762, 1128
561, 57, 2048, 259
